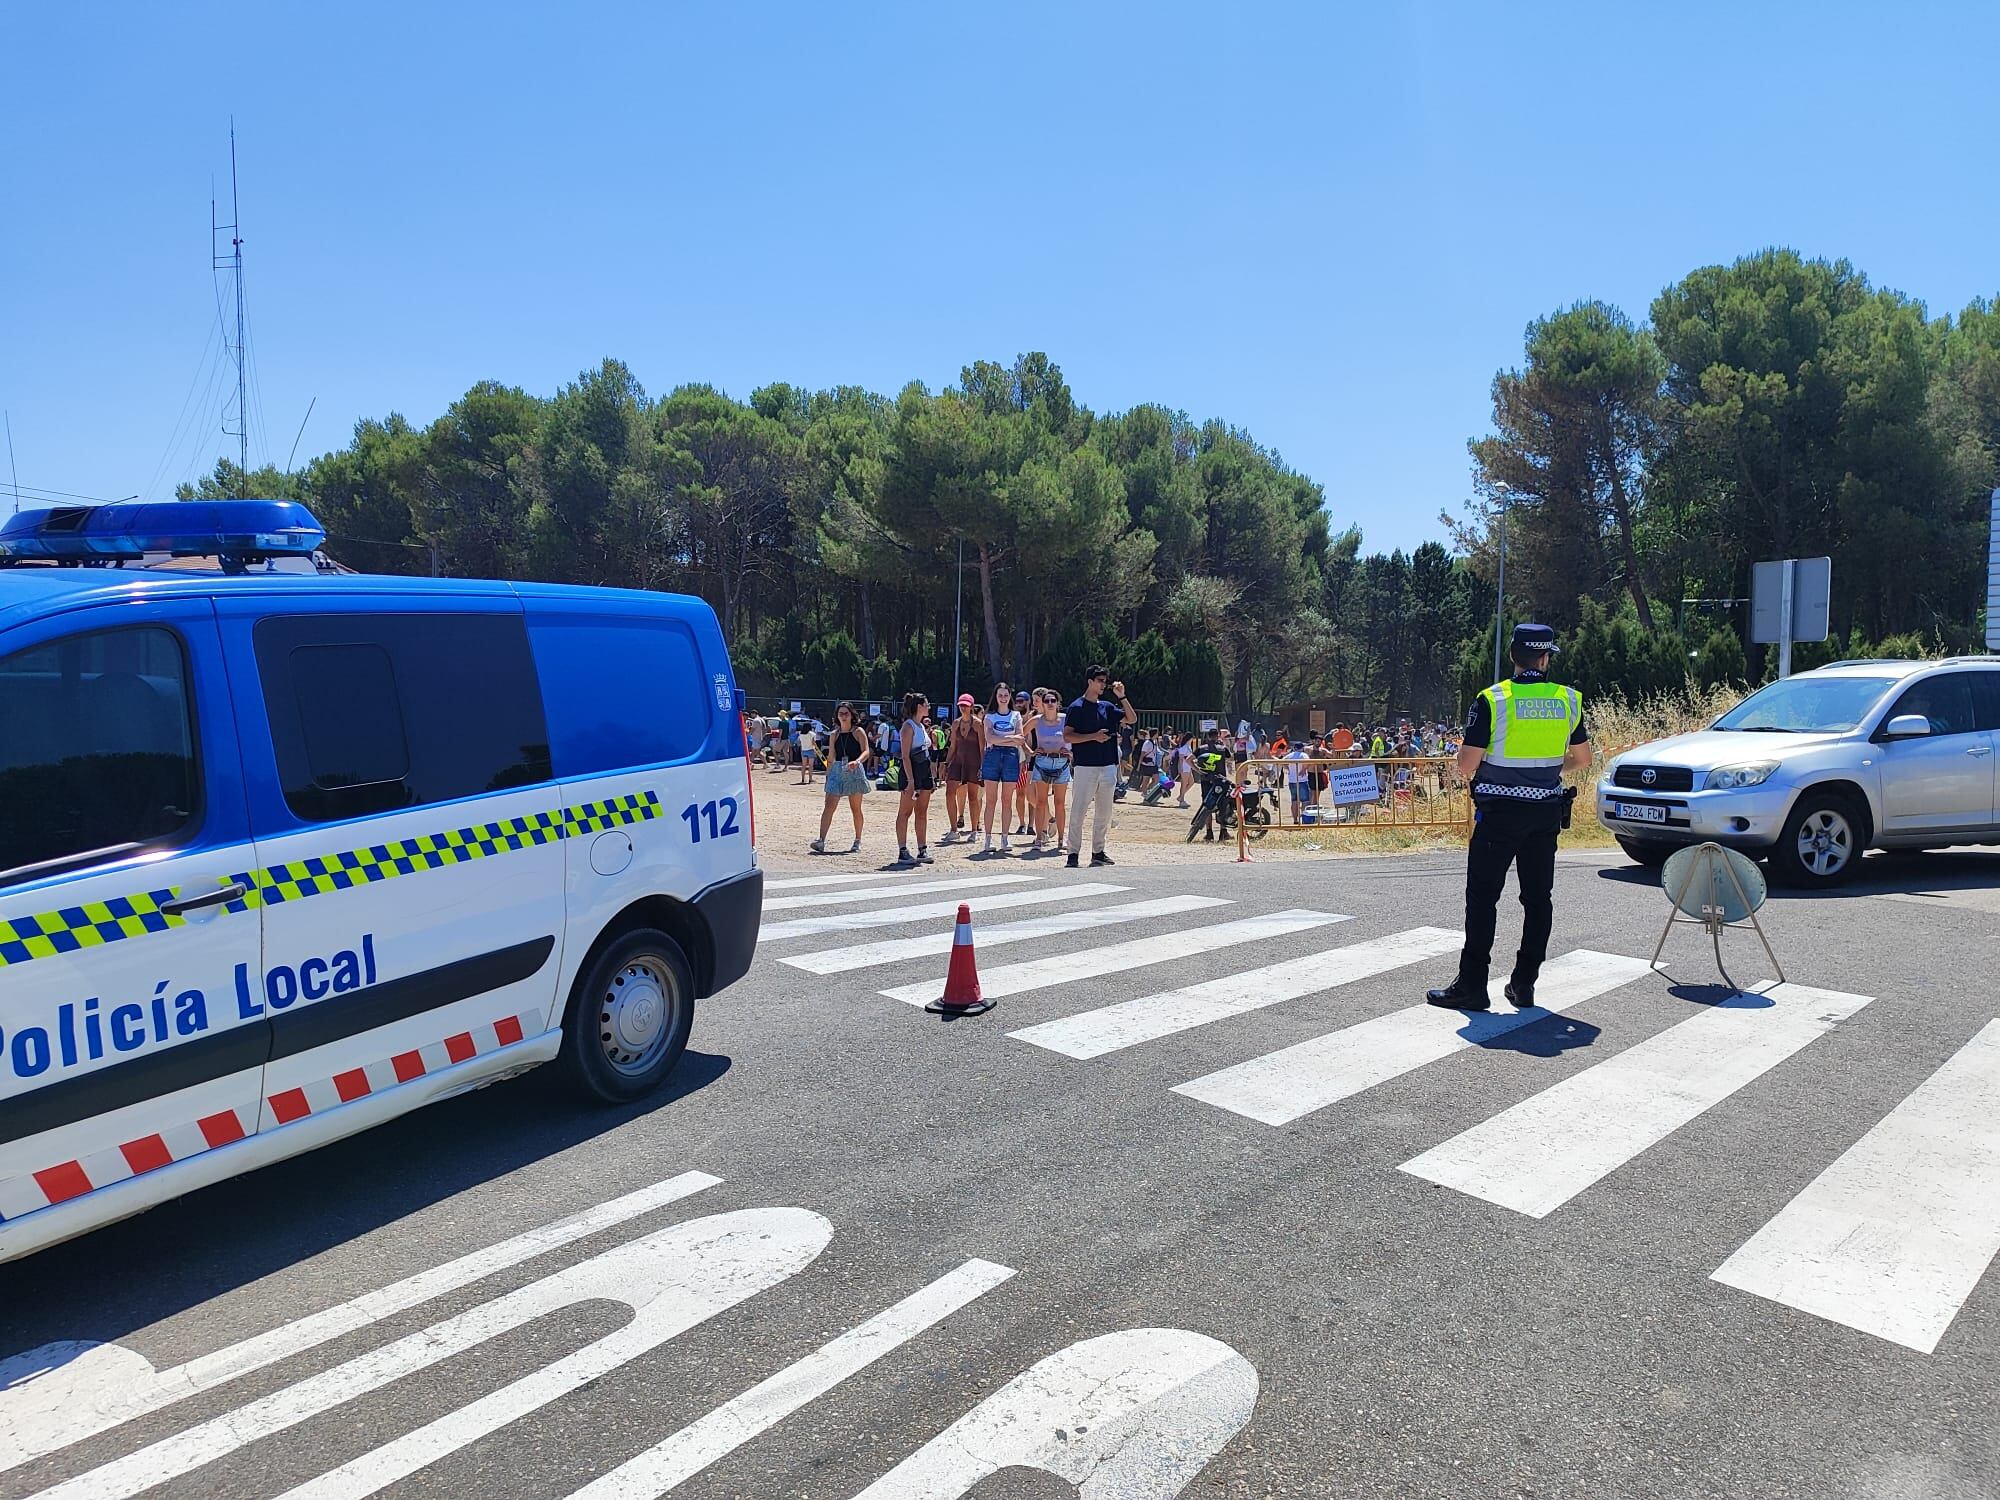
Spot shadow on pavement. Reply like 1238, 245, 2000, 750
1462, 1012, 1602, 1058
0, 1049, 733, 1346
1593, 847, 2000, 902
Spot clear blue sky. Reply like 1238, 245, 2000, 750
5, 2, 1996, 554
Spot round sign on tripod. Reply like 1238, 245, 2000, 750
1651, 842, 1784, 993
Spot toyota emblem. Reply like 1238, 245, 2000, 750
1640, 768, 1657, 786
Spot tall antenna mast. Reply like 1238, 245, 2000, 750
212, 121, 248, 498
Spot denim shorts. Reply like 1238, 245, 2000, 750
980, 746, 1021, 782
1031, 754, 1072, 785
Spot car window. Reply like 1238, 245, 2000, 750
1885, 673, 1975, 737
1969, 673, 2000, 733
256, 613, 553, 824
0, 626, 200, 881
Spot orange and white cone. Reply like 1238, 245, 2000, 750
925, 902, 995, 1016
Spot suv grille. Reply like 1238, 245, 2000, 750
1613, 764, 1693, 793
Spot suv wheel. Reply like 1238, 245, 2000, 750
1772, 793, 1862, 887
559, 927, 693, 1103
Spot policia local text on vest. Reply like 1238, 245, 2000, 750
1426, 623, 1591, 1012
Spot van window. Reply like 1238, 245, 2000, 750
527, 615, 709, 776
0, 626, 199, 881
256, 613, 553, 823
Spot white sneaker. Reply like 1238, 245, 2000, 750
1001, 835, 1012, 854
848, 838, 861, 853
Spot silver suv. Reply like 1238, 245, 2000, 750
1598, 657, 2000, 887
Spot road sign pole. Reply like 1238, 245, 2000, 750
1778, 560, 1795, 679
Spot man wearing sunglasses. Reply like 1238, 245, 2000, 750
1063, 665, 1136, 868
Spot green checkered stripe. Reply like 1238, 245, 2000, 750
0, 888, 187, 967
232, 808, 570, 909
0, 789, 661, 970
562, 790, 661, 836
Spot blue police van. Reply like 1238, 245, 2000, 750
0, 501, 761, 1261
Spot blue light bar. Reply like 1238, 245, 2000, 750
0, 500, 326, 565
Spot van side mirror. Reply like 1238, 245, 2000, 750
733, 688, 747, 714
1883, 714, 1932, 739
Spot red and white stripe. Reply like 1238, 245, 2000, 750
0, 1012, 537, 1223
262, 1012, 537, 1128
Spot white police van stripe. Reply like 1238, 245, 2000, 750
1401, 981, 1874, 1217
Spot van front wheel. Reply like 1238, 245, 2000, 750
560, 928, 693, 1103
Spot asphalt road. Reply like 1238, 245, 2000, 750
4, 844, 1998, 1499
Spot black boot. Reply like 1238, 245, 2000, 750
1425, 978, 1490, 1011
1504, 978, 1537, 1008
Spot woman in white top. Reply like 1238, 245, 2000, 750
978, 682, 1029, 855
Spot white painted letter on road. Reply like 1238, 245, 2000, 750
853, 1328, 1257, 1499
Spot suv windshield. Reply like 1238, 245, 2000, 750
1711, 675, 1897, 734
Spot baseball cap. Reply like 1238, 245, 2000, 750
957, 693, 975, 706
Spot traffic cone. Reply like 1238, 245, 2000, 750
925, 903, 995, 1016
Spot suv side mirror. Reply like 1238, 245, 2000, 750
1883, 714, 1933, 739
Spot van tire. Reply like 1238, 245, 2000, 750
559, 927, 693, 1103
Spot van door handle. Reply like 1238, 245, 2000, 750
161, 882, 250, 916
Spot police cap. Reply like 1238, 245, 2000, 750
1512, 622, 1559, 656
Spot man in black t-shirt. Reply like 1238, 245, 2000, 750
1063, 664, 1135, 868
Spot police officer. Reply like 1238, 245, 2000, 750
1426, 623, 1590, 1011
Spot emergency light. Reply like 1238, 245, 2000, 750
0, 500, 326, 570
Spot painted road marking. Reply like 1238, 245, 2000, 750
853, 1328, 1258, 1498
762, 875, 1038, 912
1011, 925, 1463, 1060
759, 884, 1125, 942
764, 872, 931, 891
877, 910, 1349, 1007
781, 895, 1231, 974
564, 1259, 1017, 1498
0, 1172, 721, 1473
46, 1208, 830, 1500
1711, 1018, 2000, 1354
1174, 949, 1654, 1125
1401, 982, 1874, 1217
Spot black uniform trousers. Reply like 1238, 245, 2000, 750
1457, 800, 1560, 989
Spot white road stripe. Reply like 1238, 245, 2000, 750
878, 909, 1348, 1006
1401, 981, 1875, 1217
781, 895, 1231, 974
46, 1209, 830, 1500
1710, 1018, 2000, 1354
760, 885, 1123, 942
1174, 949, 1655, 1125
565, 1259, 1016, 1498
0, 1174, 723, 1471
763, 872, 916, 891
762, 875, 1037, 911
1009, 925, 1463, 1059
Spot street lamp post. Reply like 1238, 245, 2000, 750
1490, 482, 1512, 684
950, 536, 964, 713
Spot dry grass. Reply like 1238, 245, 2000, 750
1570, 680, 1748, 847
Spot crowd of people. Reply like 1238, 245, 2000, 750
743, 690, 1462, 862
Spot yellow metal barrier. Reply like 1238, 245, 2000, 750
1240, 756, 1475, 833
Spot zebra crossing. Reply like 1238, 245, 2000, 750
753, 869, 2000, 1356
3, 1173, 1257, 1498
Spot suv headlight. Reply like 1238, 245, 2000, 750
1706, 761, 1778, 791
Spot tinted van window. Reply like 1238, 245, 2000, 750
0, 626, 199, 880
256, 613, 552, 823
528, 615, 709, 776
